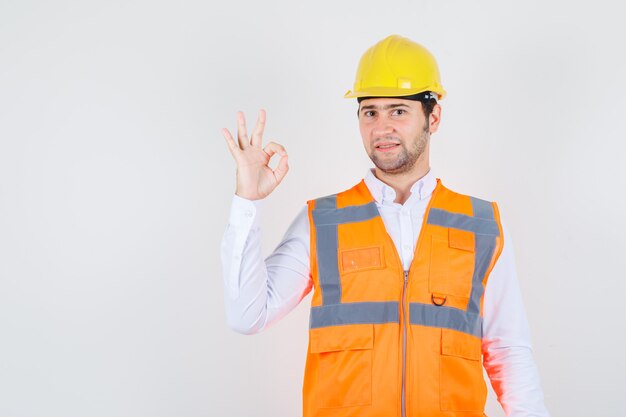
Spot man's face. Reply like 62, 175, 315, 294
358, 98, 431, 175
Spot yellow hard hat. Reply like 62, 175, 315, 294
344, 35, 446, 100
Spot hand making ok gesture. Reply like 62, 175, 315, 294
222, 110, 289, 201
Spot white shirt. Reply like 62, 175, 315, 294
221, 169, 550, 417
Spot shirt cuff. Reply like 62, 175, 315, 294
228, 194, 263, 229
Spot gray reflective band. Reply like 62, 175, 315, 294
316, 225, 341, 305
312, 202, 379, 226
312, 197, 381, 305
424, 198, 500, 321
313, 194, 342, 305
466, 197, 498, 315
310, 301, 400, 328
467, 233, 497, 315
315, 195, 337, 210
310, 191, 501, 336
471, 196, 495, 220
409, 303, 482, 337
427, 208, 500, 236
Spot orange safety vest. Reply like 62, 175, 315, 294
303, 178, 504, 417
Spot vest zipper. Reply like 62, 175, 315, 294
401, 269, 409, 417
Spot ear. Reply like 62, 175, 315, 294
428, 104, 442, 134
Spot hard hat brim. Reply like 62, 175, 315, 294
344, 86, 446, 100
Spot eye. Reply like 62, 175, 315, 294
392, 109, 406, 116
363, 110, 375, 117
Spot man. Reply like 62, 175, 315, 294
221, 35, 550, 417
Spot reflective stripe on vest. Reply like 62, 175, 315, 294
310, 189, 499, 338
312, 195, 381, 305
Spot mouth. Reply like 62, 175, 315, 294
374, 142, 400, 152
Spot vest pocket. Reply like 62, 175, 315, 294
429, 229, 475, 300
310, 324, 373, 408
439, 329, 486, 412
340, 246, 385, 274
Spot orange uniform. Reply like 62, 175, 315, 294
303, 178, 504, 417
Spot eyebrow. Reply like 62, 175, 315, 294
359, 103, 411, 112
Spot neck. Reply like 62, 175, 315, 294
373, 155, 430, 205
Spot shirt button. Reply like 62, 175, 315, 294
245, 211, 253, 217
403, 244, 411, 250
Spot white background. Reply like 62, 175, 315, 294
1, 1, 625, 416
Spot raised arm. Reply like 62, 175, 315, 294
220, 111, 312, 334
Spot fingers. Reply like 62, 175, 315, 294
273, 153, 289, 184
263, 141, 287, 158
250, 109, 266, 148
222, 128, 240, 159
263, 141, 289, 184
236, 111, 250, 149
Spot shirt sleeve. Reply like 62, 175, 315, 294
482, 223, 551, 417
220, 195, 313, 334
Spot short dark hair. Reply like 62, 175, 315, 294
420, 97, 437, 121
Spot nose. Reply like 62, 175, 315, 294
372, 118, 394, 137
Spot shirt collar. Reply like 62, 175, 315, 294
364, 168, 437, 205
